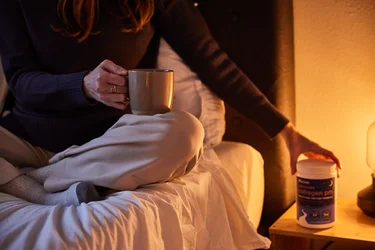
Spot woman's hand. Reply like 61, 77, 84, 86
83, 59, 129, 110
280, 122, 342, 177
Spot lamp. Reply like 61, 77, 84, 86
357, 121, 375, 217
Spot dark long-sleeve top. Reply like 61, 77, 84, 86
0, 0, 289, 153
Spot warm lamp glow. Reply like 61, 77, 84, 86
357, 122, 375, 218
366, 122, 375, 173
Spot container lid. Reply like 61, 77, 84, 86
297, 159, 337, 176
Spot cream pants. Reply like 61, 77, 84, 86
0, 111, 204, 192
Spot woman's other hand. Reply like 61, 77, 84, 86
280, 122, 342, 177
83, 59, 129, 110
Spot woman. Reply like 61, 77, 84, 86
0, 0, 341, 206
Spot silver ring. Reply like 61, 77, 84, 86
109, 85, 117, 93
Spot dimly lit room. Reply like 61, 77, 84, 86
0, 0, 374, 249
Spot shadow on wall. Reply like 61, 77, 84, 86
0, 57, 9, 113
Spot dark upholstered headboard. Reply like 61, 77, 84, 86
196, 0, 296, 235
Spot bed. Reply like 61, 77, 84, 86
0, 143, 269, 250
0, 0, 295, 249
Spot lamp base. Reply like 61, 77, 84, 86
357, 173, 375, 218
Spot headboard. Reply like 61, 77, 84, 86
195, 0, 296, 235
0, 58, 7, 114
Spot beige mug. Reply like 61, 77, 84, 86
128, 69, 174, 115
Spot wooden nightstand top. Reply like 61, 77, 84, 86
269, 198, 375, 243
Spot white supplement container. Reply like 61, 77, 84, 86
296, 159, 337, 229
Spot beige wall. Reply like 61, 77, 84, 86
294, 0, 375, 198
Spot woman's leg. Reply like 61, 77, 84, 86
0, 126, 54, 185
0, 127, 100, 205
43, 111, 205, 192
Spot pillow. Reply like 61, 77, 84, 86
157, 38, 226, 148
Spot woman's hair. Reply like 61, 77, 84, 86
53, 0, 155, 43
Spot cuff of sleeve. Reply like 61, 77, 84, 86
57, 70, 97, 107
250, 101, 290, 139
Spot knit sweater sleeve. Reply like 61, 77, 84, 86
0, 0, 92, 112
153, 0, 289, 139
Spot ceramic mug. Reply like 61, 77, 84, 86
128, 69, 174, 115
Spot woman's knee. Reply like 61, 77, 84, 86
158, 111, 204, 173
163, 110, 204, 151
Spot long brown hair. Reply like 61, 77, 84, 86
53, 0, 155, 43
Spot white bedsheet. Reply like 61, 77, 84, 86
0, 147, 270, 250
214, 141, 265, 228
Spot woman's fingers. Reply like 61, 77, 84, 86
303, 149, 342, 178
95, 70, 127, 90
83, 59, 129, 109
303, 146, 341, 169
106, 85, 128, 94
99, 93, 129, 103
280, 123, 342, 177
94, 73, 128, 94
303, 152, 330, 160
107, 73, 127, 86
102, 100, 128, 110
100, 59, 127, 75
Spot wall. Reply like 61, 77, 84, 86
294, 0, 375, 198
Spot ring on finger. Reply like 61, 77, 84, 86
109, 85, 117, 93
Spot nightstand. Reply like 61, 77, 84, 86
269, 198, 375, 250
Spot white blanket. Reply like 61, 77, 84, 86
0, 149, 271, 250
